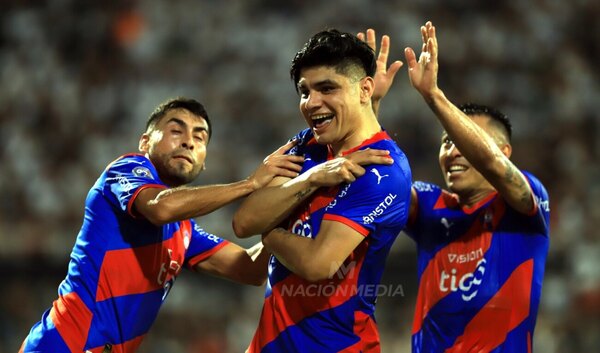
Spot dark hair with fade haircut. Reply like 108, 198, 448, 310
290, 29, 377, 92
458, 103, 512, 141
145, 97, 212, 140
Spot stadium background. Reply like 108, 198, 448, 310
0, 1, 598, 352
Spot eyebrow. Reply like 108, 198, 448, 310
297, 78, 339, 91
166, 117, 209, 134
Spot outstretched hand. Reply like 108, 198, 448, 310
357, 29, 403, 103
404, 21, 439, 100
249, 139, 304, 190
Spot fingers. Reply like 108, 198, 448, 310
366, 28, 376, 51
404, 47, 418, 70
376, 35, 390, 70
387, 60, 404, 77
357, 29, 376, 52
347, 149, 394, 166
272, 138, 299, 155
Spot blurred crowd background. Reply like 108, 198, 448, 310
1, 0, 598, 352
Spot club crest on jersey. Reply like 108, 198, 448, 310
133, 166, 153, 179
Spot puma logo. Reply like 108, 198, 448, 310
370, 168, 389, 184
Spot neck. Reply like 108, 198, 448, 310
456, 187, 496, 208
331, 112, 381, 156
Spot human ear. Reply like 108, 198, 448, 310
360, 76, 375, 104
139, 133, 150, 153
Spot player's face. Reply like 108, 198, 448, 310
438, 115, 496, 197
297, 66, 364, 148
141, 108, 209, 186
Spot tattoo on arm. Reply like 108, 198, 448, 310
294, 187, 315, 200
503, 159, 534, 209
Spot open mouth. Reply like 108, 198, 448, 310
447, 164, 468, 176
312, 114, 334, 131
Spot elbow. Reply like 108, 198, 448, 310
247, 273, 268, 286
143, 207, 173, 226
232, 212, 255, 238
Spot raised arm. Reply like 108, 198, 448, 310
134, 140, 304, 226
358, 29, 403, 116
232, 148, 394, 238
405, 21, 534, 214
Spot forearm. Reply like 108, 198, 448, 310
427, 89, 505, 170
150, 180, 256, 223
262, 228, 325, 281
195, 242, 269, 286
233, 173, 317, 238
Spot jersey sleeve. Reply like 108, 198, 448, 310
521, 171, 551, 235
404, 181, 444, 242
185, 219, 229, 268
322, 160, 411, 236
103, 154, 167, 217
286, 128, 314, 156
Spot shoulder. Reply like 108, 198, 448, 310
105, 153, 152, 172
520, 170, 550, 214
288, 128, 316, 155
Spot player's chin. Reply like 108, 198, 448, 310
172, 168, 200, 185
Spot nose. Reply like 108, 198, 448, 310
181, 131, 194, 150
445, 142, 461, 158
303, 91, 322, 110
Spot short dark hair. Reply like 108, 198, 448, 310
458, 103, 512, 141
290, 29, 376, 92
145, 97, 212, 140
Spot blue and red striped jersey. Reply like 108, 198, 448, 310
20, 154, 228, 353
405, 171, 550, 353
248, 129, 412, 353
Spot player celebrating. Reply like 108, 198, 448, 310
233, 29, 412, 352
402, 22, 550, 352
19, 97, 304, 353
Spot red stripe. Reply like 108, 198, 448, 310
341, 131, 392, 156
344, 311, 380, 353
412, 199, 505, 334
432, 191, 497, 214
187, 240, 229, 268
250, 242, 369, 351
527, 331, 532, 353
433, 191, 459, 210
309, 186, 339, 214
445, 259, 534, 353
96, 224, 189, 301
126, 183, 167, 218
323, 214, 369, 236
50, 292, 93, 352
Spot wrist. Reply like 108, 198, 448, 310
424, 88, 446, 110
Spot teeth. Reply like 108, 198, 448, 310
449, 165, 467, 172
312, 114, 334, 121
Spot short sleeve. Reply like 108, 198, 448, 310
522, 171, 551, 235
323, 162, 412, 236
185, 219, 229, 268
104, 154, 166, 217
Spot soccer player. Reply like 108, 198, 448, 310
233, 29, 413, 352
402, 22, 550, 352
18, 97, 306, 353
